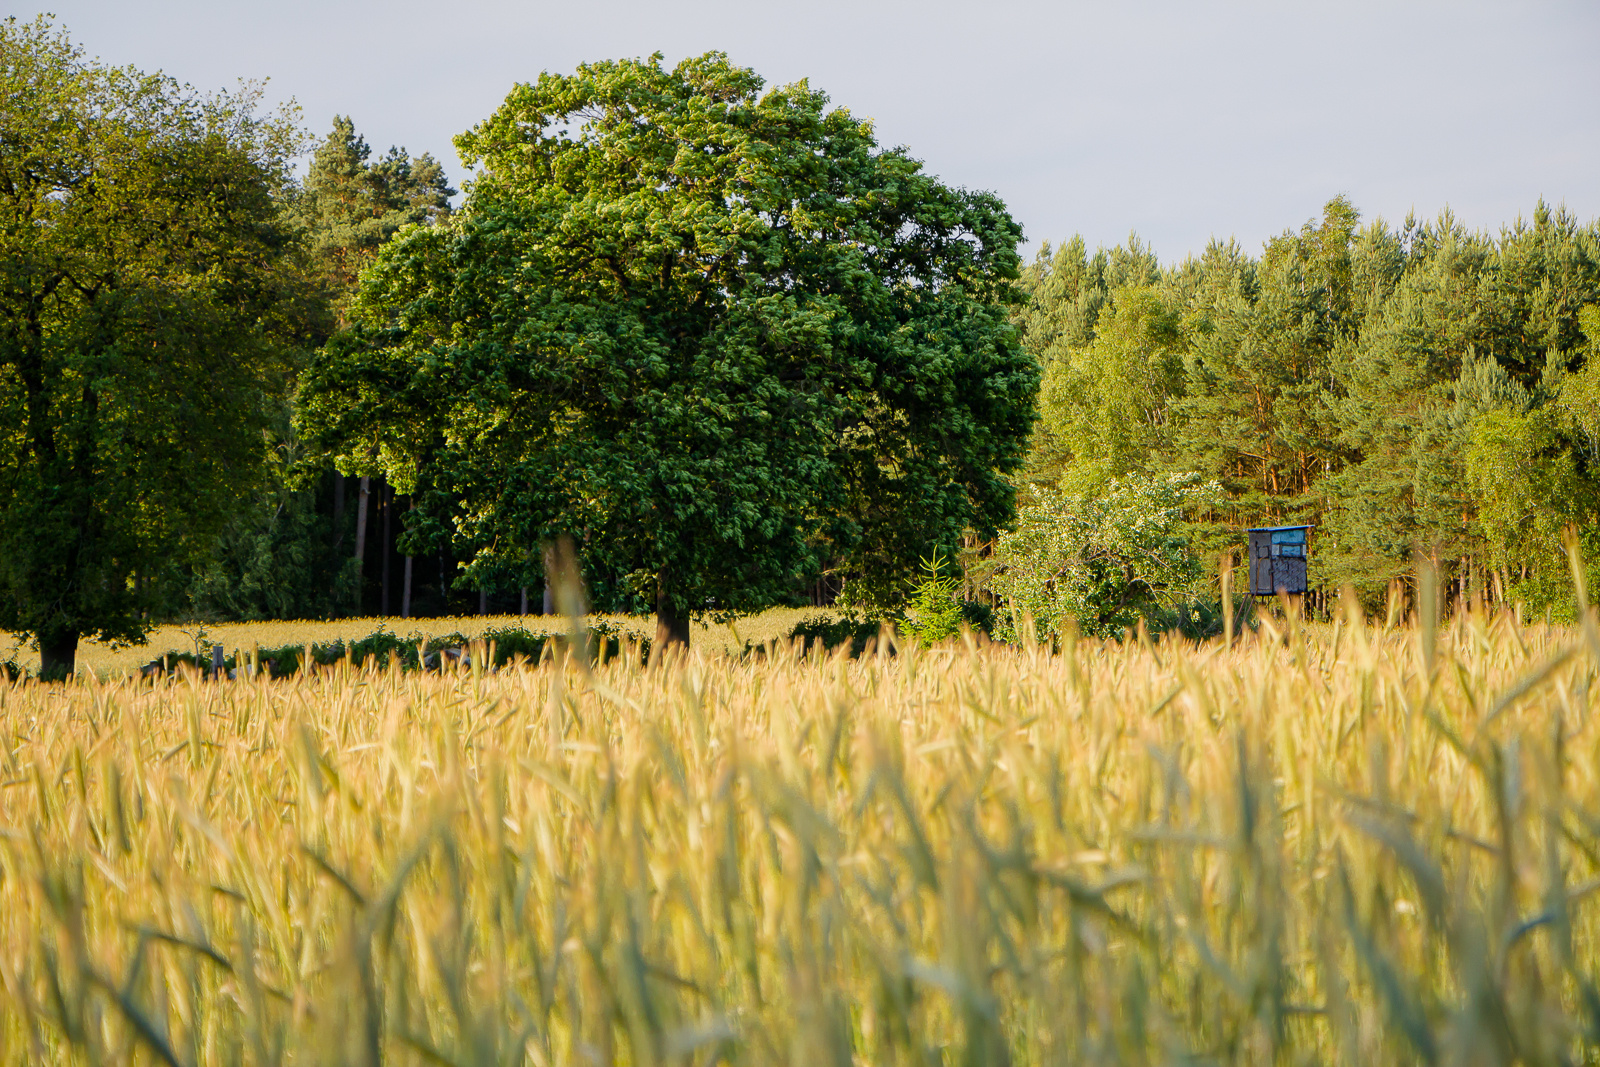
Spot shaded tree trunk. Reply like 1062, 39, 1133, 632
39, 629, 78, 681
400, 495, 415, 618
332, 472, 346, 548
352, 475, 371, 612
381, 480, 392, 616
655, 578, 690, 650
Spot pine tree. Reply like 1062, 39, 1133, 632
1016, 198, 1600, 612
293, 117, 455, 323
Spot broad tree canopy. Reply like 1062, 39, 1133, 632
300, 52, 1038, 645
0, 16, 311, 676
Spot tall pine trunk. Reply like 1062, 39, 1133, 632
380, 480, 392, 616
332, 472, 346, 548
400, 495, 415, 618
352, 475, 371, 612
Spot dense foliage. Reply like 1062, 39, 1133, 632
298, 53, 1038, 646
1018, 198, 1600, 617
988, 471, 1220, 639
184, 414, 358, 622
291, 115, 455, 325
0, 16, 313, 675
185, 119, 461, 623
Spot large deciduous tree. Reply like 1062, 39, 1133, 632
0, 17, 311, 676
300, 52, 1037, 647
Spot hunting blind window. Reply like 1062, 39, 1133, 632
1248, 525, 1311, 596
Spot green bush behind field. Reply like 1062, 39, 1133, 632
152, 622, 644, 677
146, 613, 895, 678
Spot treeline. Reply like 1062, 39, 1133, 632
224, 115, 647, 621
4, 20, 1036, 674
190, 193, 1600, 624
9, 14, 1594, 643
173, 119, 487, 621
1015, 197, 1600, 617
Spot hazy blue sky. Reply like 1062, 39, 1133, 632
33, 0, 1600, 262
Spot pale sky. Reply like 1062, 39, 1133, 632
33, 0, 1600, 262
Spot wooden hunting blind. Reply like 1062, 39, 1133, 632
1248, 525, 1312, 596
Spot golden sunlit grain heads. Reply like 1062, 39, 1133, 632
0, 618, 1593, 1062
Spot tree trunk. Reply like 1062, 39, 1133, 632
398, 495, 415, 618
655, 580, 690, 651
39, 630, 78, 681
479, 588, 487, 615
332, 472, 346, 545
402, 554, 413, 618
542, 580, 553, 615
520, 586, 528, 615
381, 480, 392, 616
352, 475, 371, 612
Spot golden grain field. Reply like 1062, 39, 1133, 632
2, 608, 828, 677
0, 605, 1597, 1065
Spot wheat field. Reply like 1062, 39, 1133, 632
0, 603, 1597, 1065
2, 608, 829, 677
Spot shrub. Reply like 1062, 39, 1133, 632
783, 616, 884, 657
479, 623, 647, 667
900, 551, 966, 645
149, 622, 647, 677
988, 472, 1219, 640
